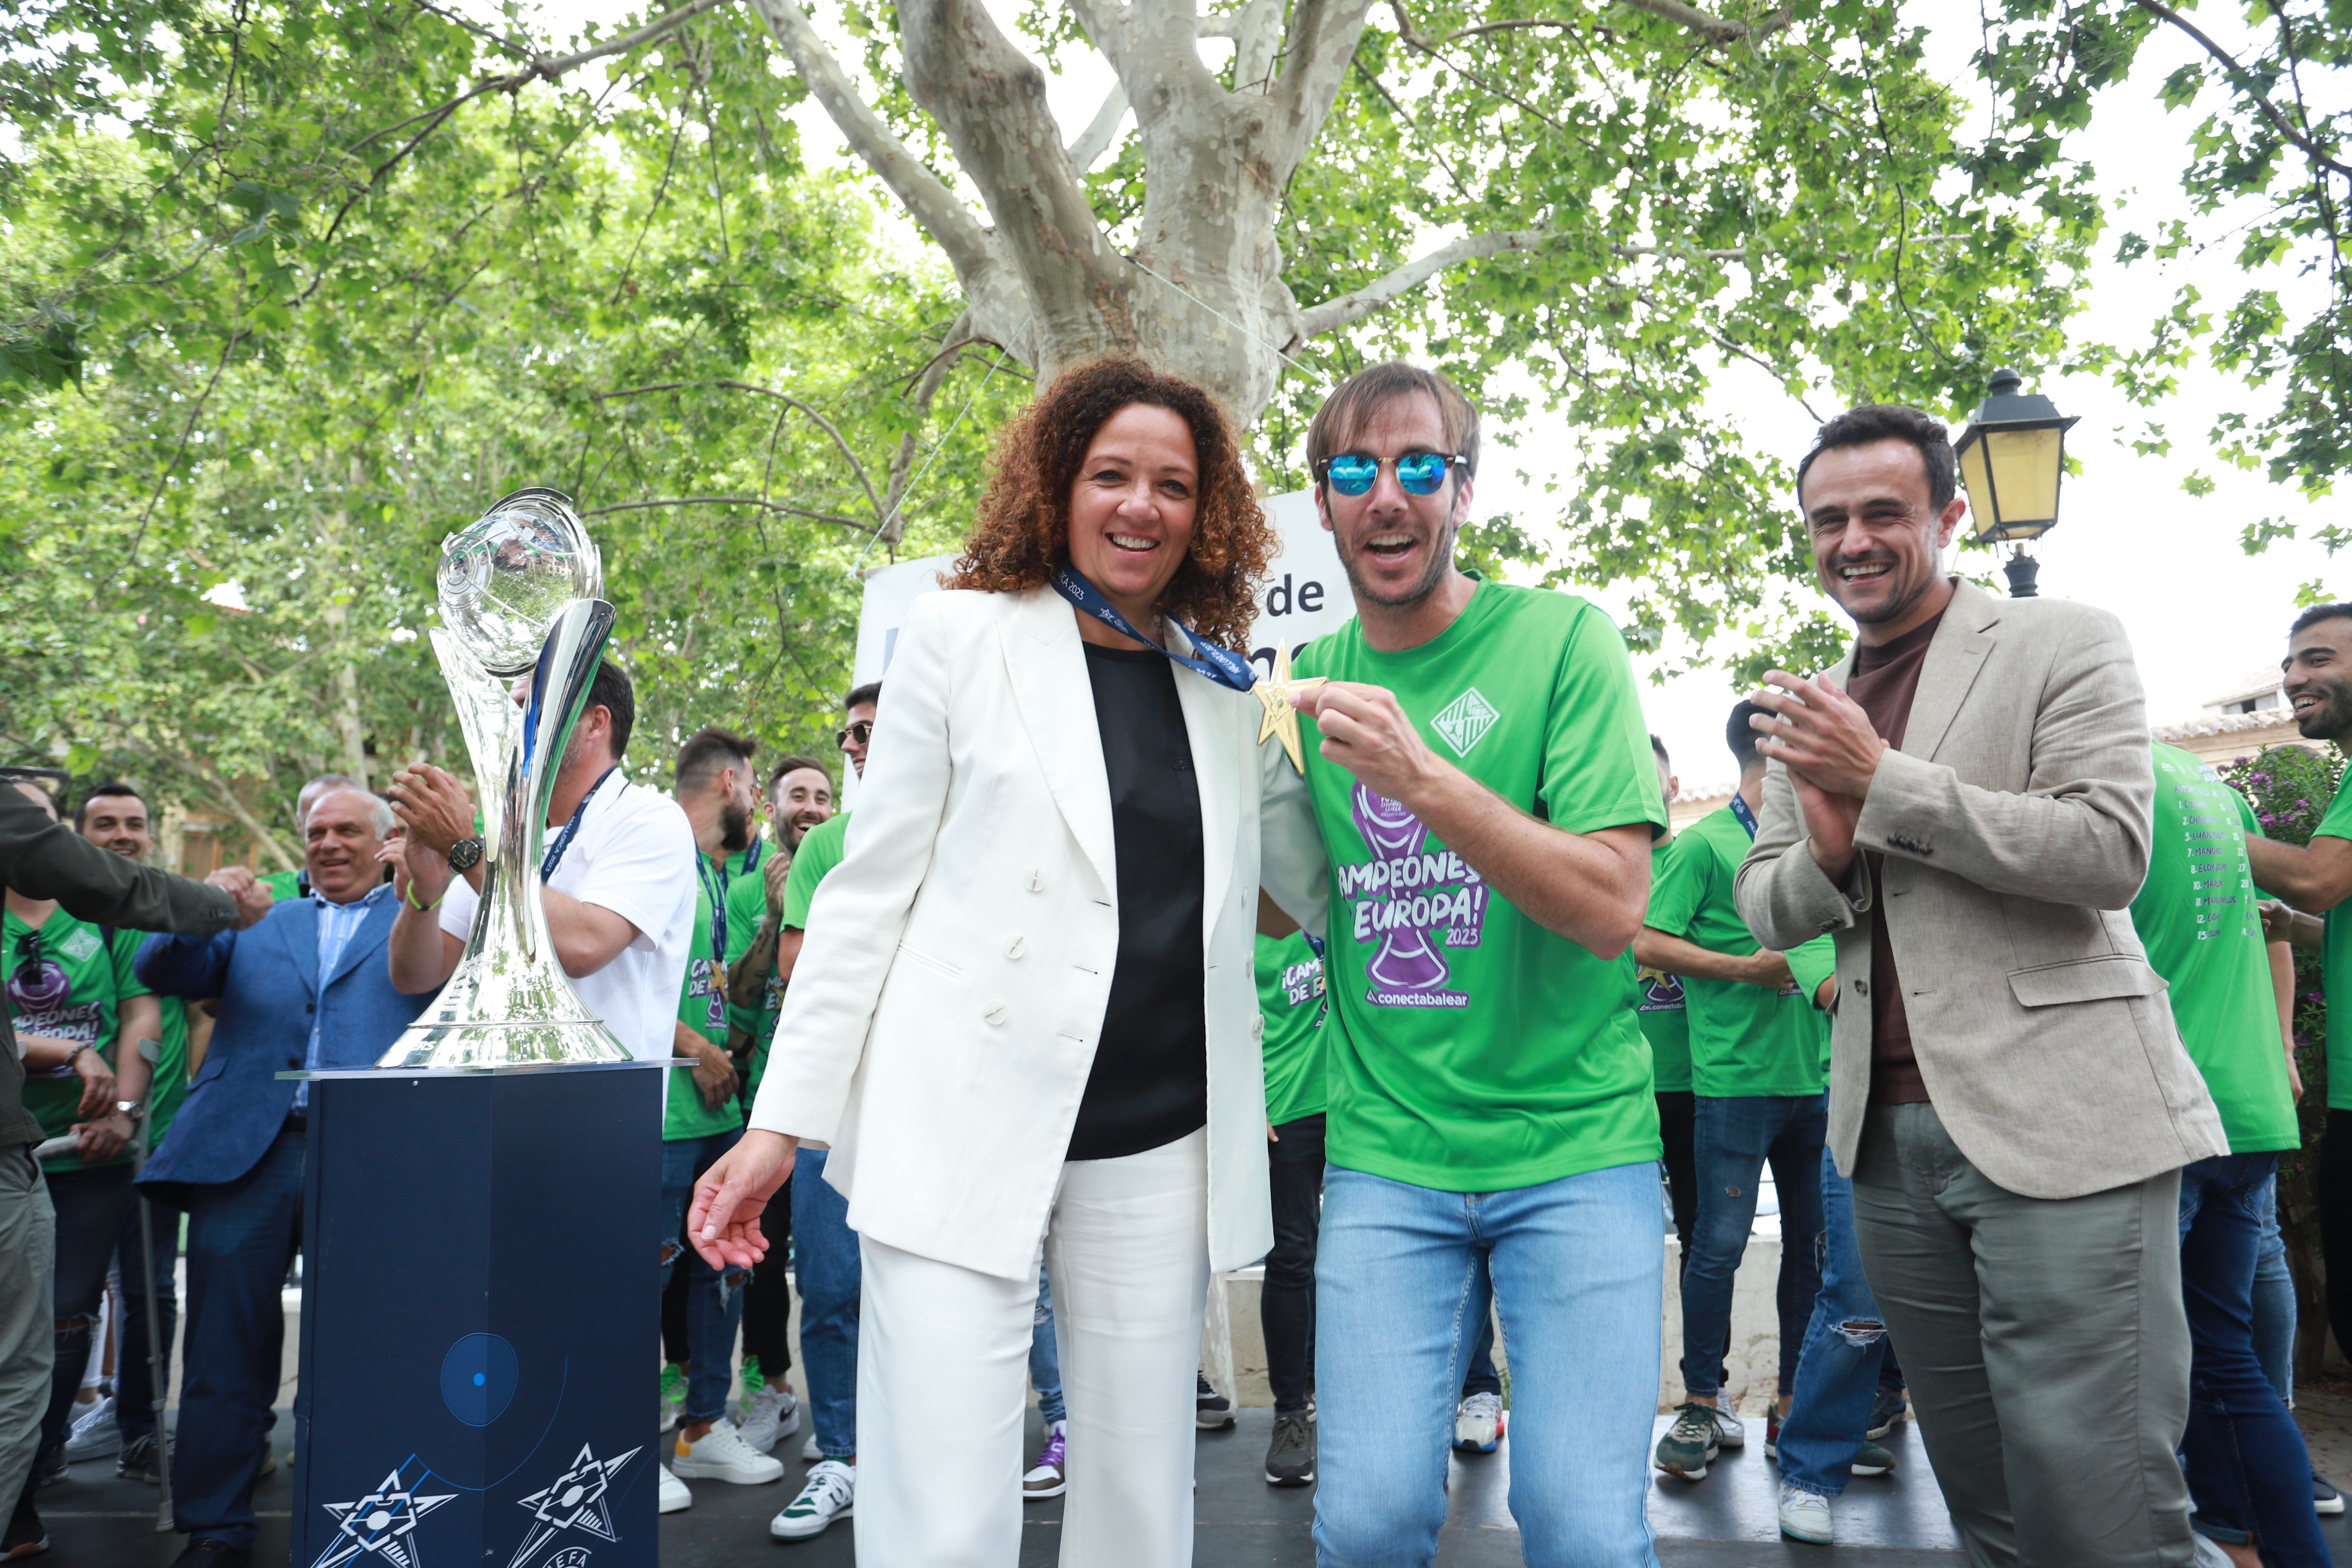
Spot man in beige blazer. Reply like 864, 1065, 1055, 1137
1733, 402, 2226, 1567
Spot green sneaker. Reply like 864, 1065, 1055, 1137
659, 1363, 687, 1434
1655, 1401, 1739, 1481
739, 1355, 768, 1407
1850, 1438, 1897, 1478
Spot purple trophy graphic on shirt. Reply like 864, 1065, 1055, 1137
9, 957, 75, 1078
1352, 783, 1455, 996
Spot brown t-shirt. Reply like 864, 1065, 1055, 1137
1844, 610, 1946, 1105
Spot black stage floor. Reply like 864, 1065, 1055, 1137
41, 1406, 2352, 1565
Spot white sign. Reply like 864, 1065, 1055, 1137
851, 489, 1355, 689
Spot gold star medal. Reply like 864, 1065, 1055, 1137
1254, 642, 1329, 774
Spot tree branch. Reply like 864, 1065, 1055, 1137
742, 0, 1000, 285
1272, 0, 1380, 168
577, 496, 880, 535
1068, 83, 1130, 171
1615, 0, 1792, 46
2126, 0, 2352, 180
1297, 227, 1557, 338
591, 379, 890, 527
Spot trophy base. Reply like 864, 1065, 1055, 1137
377, 1018, 635, 1070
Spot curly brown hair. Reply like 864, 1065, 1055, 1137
946, 355, 1274, 652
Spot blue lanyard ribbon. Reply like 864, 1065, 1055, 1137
1729, 791, 1759, 841
1047, 562, 1256, 694
697, 837, 761, 966
542, 767, 617, 881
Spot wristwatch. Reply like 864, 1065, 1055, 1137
447, 836, 485, 873
114, 1101, 145, 1125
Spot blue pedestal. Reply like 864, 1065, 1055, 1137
288, 1062, 663, 1568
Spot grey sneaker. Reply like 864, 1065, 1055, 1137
1264, 1409, 1315, 1487
1654, 1401, 1740, 1481
1850, 1439, 1897, 1478
1196, 1372, 1235, 1430
116, 1434, 164, 1485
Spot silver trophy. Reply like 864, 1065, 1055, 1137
378, 488, 633, 1069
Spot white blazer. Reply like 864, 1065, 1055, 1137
748, 584, 1275, 1282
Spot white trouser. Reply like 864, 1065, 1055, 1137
854, 1126, 1210, 1567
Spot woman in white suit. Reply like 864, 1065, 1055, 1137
690, 355, 1279, 1565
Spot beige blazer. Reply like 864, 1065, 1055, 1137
746, 585, 1274, 1282
1733, 577, 2225, 1200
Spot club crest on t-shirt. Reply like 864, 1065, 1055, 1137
1636, 967, 1686, 1013
1337, 784, 1487, 1008
8, 955, 99, 1076
1430, 687, 1500, 758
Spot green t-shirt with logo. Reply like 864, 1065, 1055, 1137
262, 868, 303, 902
1646, 806, 1834, 1098
666, 853, 750, 1143
1638, 843, 1694, 1093
720, 840, 786, 1098
1290, 577, 1666, 1192
781, 811, 850, 932
148, 992, 190, 1150
2318, 774, 2352, 1112
6, 907, 149, 1172
1257, 931, 1329, 1126
2138, 744, 2298, 1149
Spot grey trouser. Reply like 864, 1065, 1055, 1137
1852, 1102, 2195, 1568
0, 1144, 57, 1514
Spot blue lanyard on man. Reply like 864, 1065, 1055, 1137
1047, 562, 1257, 693
1728, 791, 1760, 841
543, 766, 618, 881
695, 838, 764, 1030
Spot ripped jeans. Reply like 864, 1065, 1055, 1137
1776, 1145, 1889, 1499
660, 1129, 747, 1427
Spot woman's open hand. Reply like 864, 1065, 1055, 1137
689, 1128, 799, 1270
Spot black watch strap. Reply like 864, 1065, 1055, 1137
447, 836, 485, 872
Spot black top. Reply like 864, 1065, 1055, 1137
1068, 643, 1208, 1161
0, 786, 237, 1150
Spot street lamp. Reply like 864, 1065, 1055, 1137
1955, 368, 2078, 599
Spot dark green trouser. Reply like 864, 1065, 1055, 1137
1852, 1102, 2195, 1568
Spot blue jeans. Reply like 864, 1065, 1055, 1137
1313, 1161, 1663, 1568
35, 1163, 135, 1474
1031, 1260, 1066, 1425
1681, 1093, 1827, 1398
173, 1126, 305, 1552
2252, 1171, 2294, 1406
659, 1130, 746, 1426
1461, 1262, 1501, 1399
2176, 1152, 2329, 1566
792, 1148, 860, 1458
1776, 1147, 1889, 1498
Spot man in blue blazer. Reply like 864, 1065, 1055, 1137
135, 786, 426, 1568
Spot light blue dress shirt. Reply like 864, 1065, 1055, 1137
296, 882, 394, 1109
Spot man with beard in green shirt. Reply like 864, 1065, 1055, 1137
1260, 363, 1665, 1565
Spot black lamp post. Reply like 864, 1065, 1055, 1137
1954, 368, 2078, 599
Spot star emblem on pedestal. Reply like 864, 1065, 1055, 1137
505, 1443, 641, 1568
1253, 642, 1329, 774
310, 1470, 456, 1568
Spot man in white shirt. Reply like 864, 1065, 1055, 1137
384, 659, 700, 1506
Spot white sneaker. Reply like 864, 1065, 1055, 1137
737, 1386, 799, 1454
770, 1458, 854, 1540
1452, 1390, 1504, 1454
802, 1431, 822, 1462
64, 1395, 121, 1461
1778, 1482, 1834, 1545
672, 1418, 786, 1484
658, 1463, 692, 1514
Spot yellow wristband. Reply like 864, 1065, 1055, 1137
404, 881, 442, 913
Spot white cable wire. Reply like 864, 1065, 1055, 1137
850, 319, 1031, 576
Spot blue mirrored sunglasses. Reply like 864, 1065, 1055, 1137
1315, 451, 1467, 498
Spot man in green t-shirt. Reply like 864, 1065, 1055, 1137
1638, 735, 1698, 1262
658, 729, 784, 1489
1259, 363, 1666, 1563
1636, 701, 1836, 1480
70, 781, 194, 1481
5, 779, 159, 1499
1255, 924, 1328, 1487
2136, 739, 2326, 1560
717, 752, 832, 1460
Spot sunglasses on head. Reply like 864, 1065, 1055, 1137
1314, 451, 1467, 498
836, 721, 874, 749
